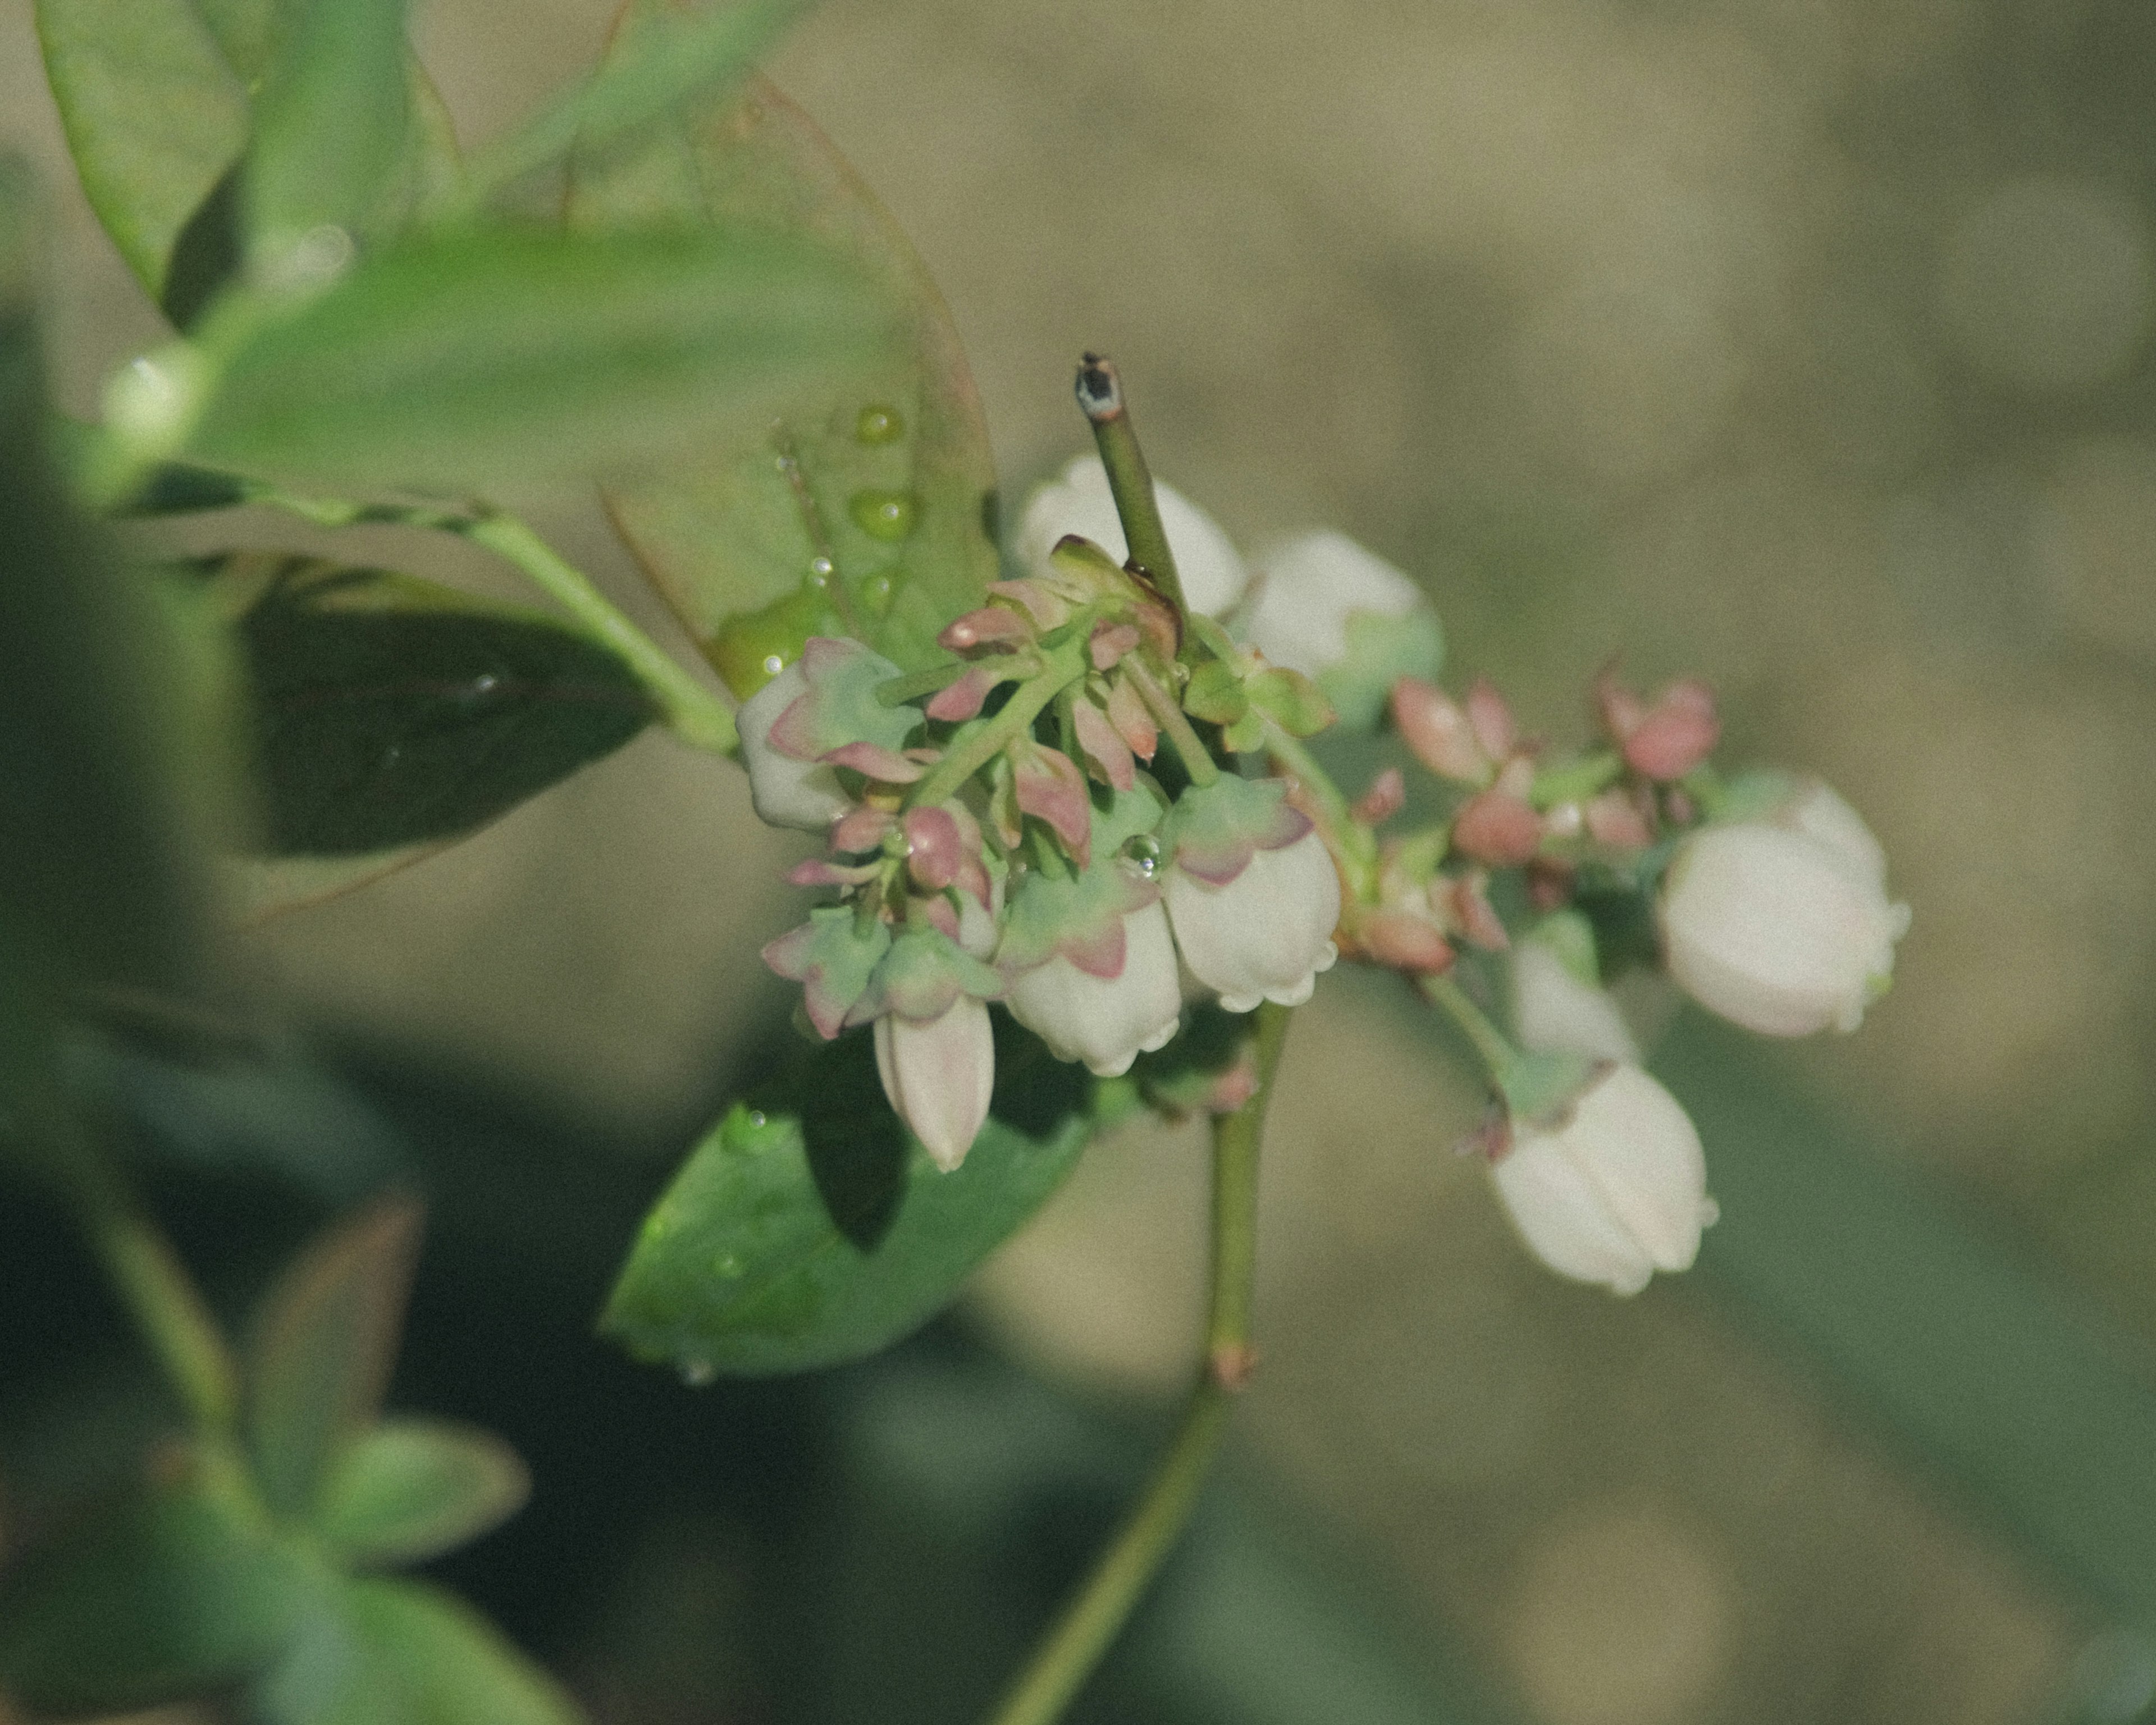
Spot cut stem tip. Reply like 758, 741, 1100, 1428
1076, 352, 1123, 424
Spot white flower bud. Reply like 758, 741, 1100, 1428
1511, 938, 1641, 1066
1015, 455, 1249, 618
1007, 901, 1182, 1076
1778, 778, 1887, 887
1240, 530, 1423, 677
873, 996, 995, 1173
1164, 829, 1341, 1012
1490, 1062, 1716, 1295
737, 661, 847, 831
1660, 819, 1910, 1038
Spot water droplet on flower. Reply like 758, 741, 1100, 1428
747, 1110, 768, 1128
762, 654, 784, 677
810, 556, 834, 581
848, 489, 919, 542
856, 404, 905, 444
680, 1358, 718, 1387
1120, 833, 1163, 878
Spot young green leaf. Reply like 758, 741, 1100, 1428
570, 68, 1000, 690
0, 1467, 312, 1713
603, 1016, 1097, 1376
253, 1577, 584, 1725
244, 0, 411, 264
33, 0, 249, 297
316, 1417, 531, 1569
245, 1194, 423, 1521
204, 554, 657, 856
464, 0, 800, 203
181, 222, 893, 491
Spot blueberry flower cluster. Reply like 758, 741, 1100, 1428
741, 497, 1340, 1172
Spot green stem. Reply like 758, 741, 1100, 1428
1125, 661, 1221, 789
984, 1001, 1293, 1725
909, 640, 1085, 808
1420, 971, 1519, 1075
34, 1103, 240, 1437
245, 487, 740, 757
1075, 354, 1186, 619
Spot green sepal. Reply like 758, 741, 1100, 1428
1688, 764, 1796, 824
1313, 605, 1443, 732
1182, 658, 1249, 726
1222, 706, 1268, 754
1530, 750, 1623, 811
1244, 665, 1335, 737
1494, 1048, 1599, 1131
1526, 907, 1601, 988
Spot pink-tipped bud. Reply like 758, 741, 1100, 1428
1465, 678, 1516, 761
1352, 767, 1406, 825
874, 997, 996, 1172
1623, 680, 1720, 781
1362, 909, 1455, 974
1392, 678, 1491, 784
1586, 788, 1655, 850
903, 806, 967, 893
938, 606, 1033, 652
1451, 790, 1543, 867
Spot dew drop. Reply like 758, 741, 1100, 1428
848, 489, 919, 542
761, 654, 784, 677
747, 1109, 768, 1128
856, 403, 905, 444
810, 555, 835, 579
680, 1358, 718, 1387
1121, 833, 1163, 878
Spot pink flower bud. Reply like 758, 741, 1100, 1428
1659, 813, 1908, 1037
1451, 790, 1543, 866
1014, 455, 1250, 617
937, 606, 1033, 652
874, 996, 996, 1172
1392, 678, 1490, 784
1465, 677, 1516, 761
1352, 767, 1406, 825
1488, 1062, 1716, 1295
1621, 679, 1720, 781
1007, 901, 1182, 1076
1165, 829, 1341, 1012
1585, 788, 1654, 850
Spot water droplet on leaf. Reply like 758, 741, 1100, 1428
856, 403, 905, 444
848, 489, 919, 542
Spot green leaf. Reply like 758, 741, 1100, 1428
205, 553, 657, 855
604, 1015, 1097, 1376
571, 67, 1000, 692
181, 221, 892, 491
0, 1464, 310, 1713
1662, 1014, 2156, 1630
33, 0, 248, 296
316, 1418, 530, 1569
467, 0, 800, 202
254, 1577, 582, 1725
246, 1195, 423, 1521
244, 0, 410, 260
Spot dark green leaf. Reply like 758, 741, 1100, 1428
245, 0, 409, 258
211, 554, 657, 855
162, 160, 246, 331
33, 0, 248, 296
246, 1195, 423, 1520
1664, 1014, 2156, 1628
317, 1418, 530, 1568
182, 222, 892, 491
604, 1015, 1097, 1376
254, 1577, 582, 1725
0, 1464, 311, 1713
572, 67, 999, 692
466, 0, 799, 201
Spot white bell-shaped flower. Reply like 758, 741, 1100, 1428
873, 996, 995, 1173
1015, 455, 1249, 618
1779, 778, 1888, 887
1490, 1062, 1716, 1295
1007, 901, 1182, 1076
1164, 829, 1341, 1012
1511, 939, 1641, 1066
1239, 530, 1422, 675
736, 660, 846, 831
1660, 816, 1909, 1038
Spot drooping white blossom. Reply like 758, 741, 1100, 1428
873, 996, 996, 1172
1237, 531, 1442, 728
1660, 806, 1908, 1037
1007, 900, 1182, 1076
1164, 829, 1341, 1013
1510, 937, 1641, 1067
737, 660, 848, 830
1488, 1062, 1716, 1296
1014, 455, 1249, 618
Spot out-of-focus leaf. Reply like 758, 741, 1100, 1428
604, 1015, 1096, 1376
33, 0, 248, 297
182, 222, 892, 491
466, 0, 798, 201
0, 161, 217, 1069
316, 1417, 529, 1568
572, 63, 999, 691
0, 1464, 310, 1713
243, 0, 410, 259
1662, 1014, 2156, 1629
246, 1195, 423, 1521
204, 554, 656, 855
253, 1577, 583, 1725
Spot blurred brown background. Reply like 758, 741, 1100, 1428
8, 1, 2156, 1720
